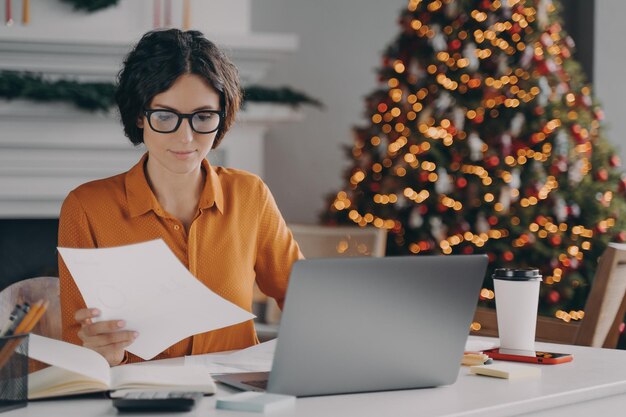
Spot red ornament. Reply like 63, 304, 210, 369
547, 290, 560, 305
486, 155, 500, 167
509, 23, 521, 34
419, 13, 432, 24
536, 60, 549, 75
488, 216, 498, 226
550, 235, 562, 246
418, 240, 431, 251
487, 252, 496, 262
456, 177, 468, 188
617, 231, 626, 242
463, 246, 474, 254
595, 109, 605, 121
571, 124, 584, 143
437, 203, 448, 213
370, 182, 381, 192
503, 251, 514, 261
419, 171, 430, 182
419, 205, 429, 215
449, 39, 462, 50
596, 169, 609, 182
551, 157, 568, 174
610, 155, 621, 167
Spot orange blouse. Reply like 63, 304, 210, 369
58, 154, 302, 363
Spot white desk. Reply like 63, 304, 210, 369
7, 337, 626, 416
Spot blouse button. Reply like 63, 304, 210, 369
173, 225, 180, 231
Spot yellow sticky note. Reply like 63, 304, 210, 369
470, 363, 541, 379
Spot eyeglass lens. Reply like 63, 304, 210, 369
149, 110, 221, 133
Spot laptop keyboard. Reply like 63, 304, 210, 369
243, 379, 268, 389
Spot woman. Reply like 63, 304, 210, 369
58, 29, 302, 366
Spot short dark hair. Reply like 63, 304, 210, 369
115, 29, 241, 148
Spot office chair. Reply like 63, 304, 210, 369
288, 223, 387, 259
471, 243, 626, 349
575, 243, 626, 348
259, 224, 388, 332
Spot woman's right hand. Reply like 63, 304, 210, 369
74, 308, 138, 366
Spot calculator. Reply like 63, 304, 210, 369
112, 391, 204, 412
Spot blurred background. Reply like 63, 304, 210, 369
0, 0, 624, 289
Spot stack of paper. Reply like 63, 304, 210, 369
185, 339, 276, 373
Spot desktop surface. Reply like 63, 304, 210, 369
9, 337, 626, 416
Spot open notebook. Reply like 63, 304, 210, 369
28, 335, 215, 399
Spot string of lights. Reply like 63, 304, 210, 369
322, 0, 626, 320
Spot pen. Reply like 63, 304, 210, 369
15, 300, 43, 335
4, 303, 30, 336
0, 300, 48, 370
0, 304, 21, 336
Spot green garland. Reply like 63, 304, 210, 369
0, 71, 115, 110
0, 71, 323, 112
59, 0, 120, 12
243, 86, 323, 109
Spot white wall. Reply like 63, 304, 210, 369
0, 0, 250, 42
254, 0, 626, 224
594, 0, 626, 163
252, 0, 407, 223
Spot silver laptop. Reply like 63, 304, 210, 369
215, 255, 488, 397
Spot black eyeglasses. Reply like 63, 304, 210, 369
143, 109, 224, 134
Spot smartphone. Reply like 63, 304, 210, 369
483, 348, 573, 364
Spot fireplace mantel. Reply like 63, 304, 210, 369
0, 33, 298, 84
0, 35, 303, 218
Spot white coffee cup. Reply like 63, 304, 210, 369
493, 268, 542, 353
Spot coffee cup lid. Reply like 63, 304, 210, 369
492, 268, 542, 281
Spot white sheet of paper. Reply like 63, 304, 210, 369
185, 339, 276, 373
29, 334, 110, 386
58, 239, 255, 360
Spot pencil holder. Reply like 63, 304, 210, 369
0, 334, 29, 413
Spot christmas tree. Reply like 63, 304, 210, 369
323, 0, 626, 320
